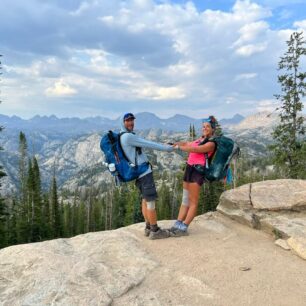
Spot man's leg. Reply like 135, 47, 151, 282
142, 199, 151, 222
142, 199, 151, 236
138, 173, 169, 239
141, 192, 158, 226
147, 200, 170, 239
146, 203, 158, 225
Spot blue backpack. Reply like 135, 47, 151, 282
100, 131, 150, 182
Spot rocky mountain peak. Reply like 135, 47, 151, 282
233, 111, 279, 130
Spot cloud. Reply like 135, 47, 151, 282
233, 0, 272, 21
235, 42, 267, 56
0, 0, 304, 119
293, 19, 306, 30
45, 80, 77, 97
134, 83, 186, 100
256, 99, 279, 112
234, 73, 258, 81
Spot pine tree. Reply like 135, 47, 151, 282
157, 182, 171, 220
189, 124, 196, 140
7, 199, 18, 245
214, 118, 223, 136
31, 157, 42, 241
124, 190, 134, 226
19, 132, 28, 206
77, 201, 86, 234
17, 132, 30, 243
62, 203, 71, 237
50, 175, 62, 238
97, 196, 106, 231
72, 196, 80, 235
90, 198, 101, 232
41, 193, 51, 239
192, 124, 196, 140
0, 58, 8, 247
27, 158, 34, 241
111, 187, 126, 229
0, 161, 7, 248
270, 31, 306, 178
86, 188, 94, 232
170, 173, 181, 219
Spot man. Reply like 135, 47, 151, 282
120, 112, 173, 239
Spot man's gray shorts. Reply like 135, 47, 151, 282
135, 172, 158, 202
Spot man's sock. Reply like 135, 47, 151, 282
150, 224, 159, 232
145, 222, 151, 230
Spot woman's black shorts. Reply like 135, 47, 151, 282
183, 164, 205, 186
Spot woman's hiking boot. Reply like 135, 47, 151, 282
149, 228, 170, 240
169, 221, 189, 237
169, 220, 182, 232
169, 227, 189, 237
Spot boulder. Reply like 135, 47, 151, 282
251, 179, 306, 211
0, 230, 157, 305
219, 179, 306, 212
217, 179, 306, 260
287, 236, 306, 260
1, 215, 306, 306
274, 239, 290, 250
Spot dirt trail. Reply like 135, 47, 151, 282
117, 212, 306, 306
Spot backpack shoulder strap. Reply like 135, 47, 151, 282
198, 136, 216, 146
118, 131, 142, 166
118, 132, 131, 163
107, 130, 117, 155
198, 136, 216, 168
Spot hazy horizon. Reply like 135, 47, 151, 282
0, 111, 247, 121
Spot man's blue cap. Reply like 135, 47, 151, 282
123, 113, 136, 121
202, 116, 216, 129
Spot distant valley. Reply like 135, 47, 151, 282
0, 112, 279, 194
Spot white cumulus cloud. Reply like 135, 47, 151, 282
45, 80, 77, 97
134, 84, 186, 100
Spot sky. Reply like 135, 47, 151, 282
1, 0, 306, 119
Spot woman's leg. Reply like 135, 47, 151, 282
177, 182, 190, 221
183, 182, 201, 225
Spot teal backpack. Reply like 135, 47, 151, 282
194, 136, 240, 182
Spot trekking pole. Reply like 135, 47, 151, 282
233, 158, 237, 189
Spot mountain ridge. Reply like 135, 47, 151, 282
0, 111, 284, 193
0, 112, 244, 134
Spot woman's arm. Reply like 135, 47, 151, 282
174, 141, 191, 146
178, 141, 215, 153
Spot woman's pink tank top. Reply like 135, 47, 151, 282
187, 138, 214, 166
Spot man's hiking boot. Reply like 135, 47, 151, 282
169, 227, 189, 237
149, 228, 170, 240
144, 228, 150, 237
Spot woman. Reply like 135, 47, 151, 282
170, 116, 217, 236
